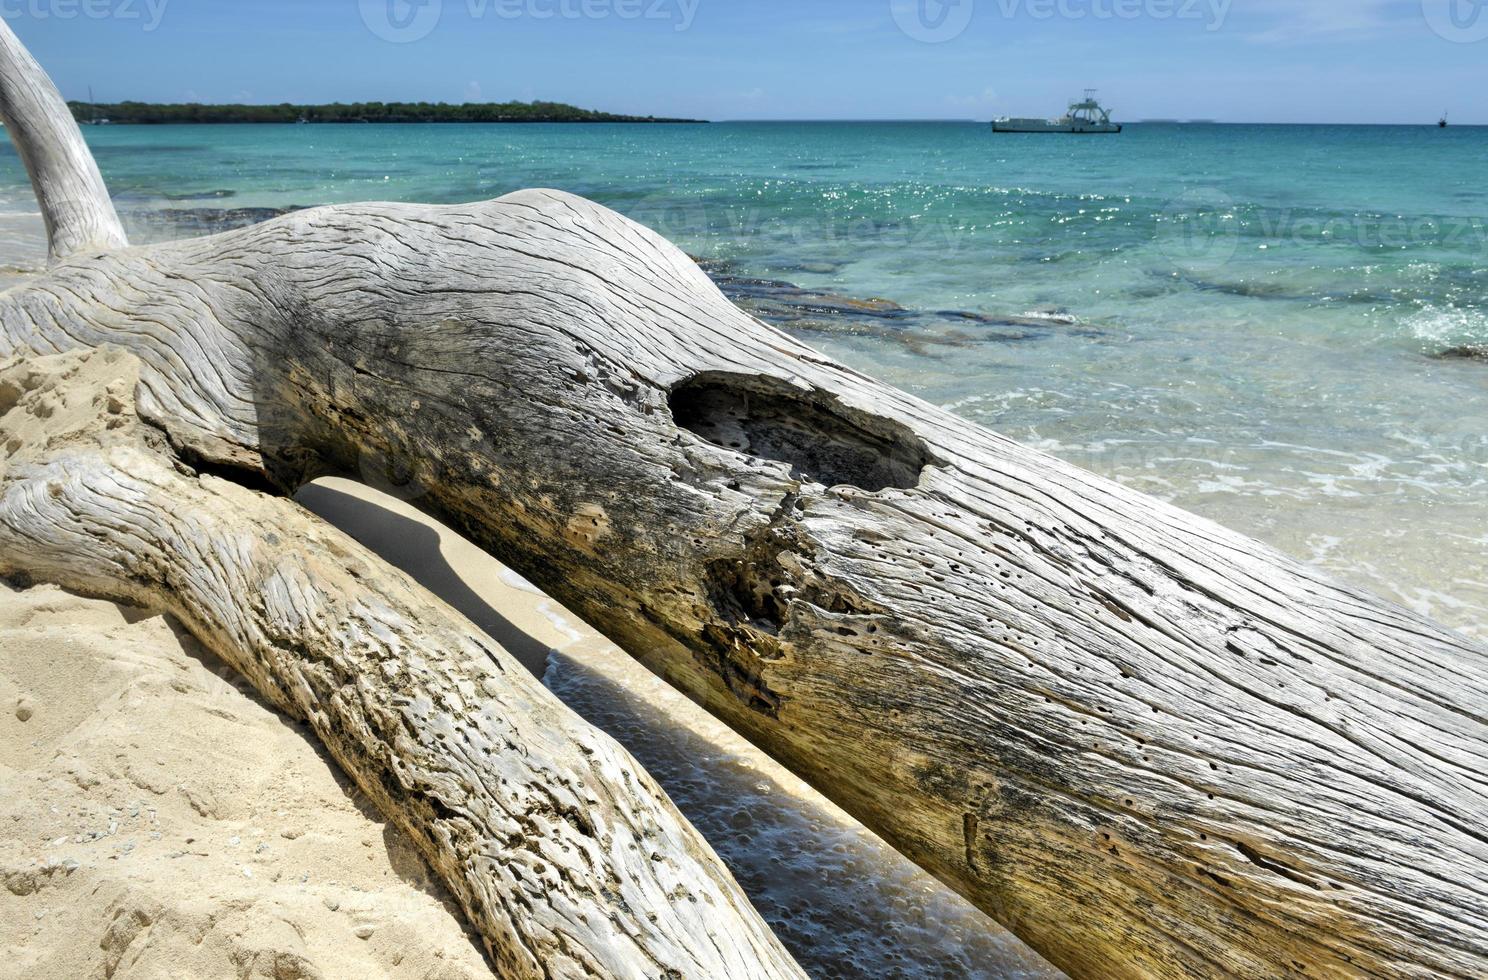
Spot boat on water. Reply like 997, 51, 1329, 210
83, 86, 110, 126
993, 90, 1121, 134
1439, 111, 1449, 128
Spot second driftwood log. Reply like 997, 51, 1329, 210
2, 15, 1487, 976
0, 348, 803, 980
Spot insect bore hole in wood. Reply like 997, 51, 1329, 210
0, 378, 24, 417
668, 372, 935, 492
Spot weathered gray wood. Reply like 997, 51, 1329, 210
1, 20, 1486, 980
0, 347, 805, 980
0, 19, 126, 261
6, 188, 1487, 980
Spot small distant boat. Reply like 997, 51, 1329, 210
1439, 111, 1449, 128
994, 90, 1121, 135
83, 85, 110, 126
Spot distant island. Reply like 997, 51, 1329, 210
67, 101, 706, 125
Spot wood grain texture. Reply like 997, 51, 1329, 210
0, 190, 1483, 978
0, 18, 126, 261
0, 20, 1484, 976
0, 348, 805, 980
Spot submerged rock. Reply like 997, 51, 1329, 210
1436, 345, 1488, 361
124, 206, 303, 241
120, 208, 1103, 357
697, 257, 1102, 355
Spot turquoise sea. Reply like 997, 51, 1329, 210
0, 122, 1485, 976
18, 120, 1481, 636
2, 122, 1484, 639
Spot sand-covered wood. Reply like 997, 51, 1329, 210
1, 16, 1486, 978
0, 348, 804, 980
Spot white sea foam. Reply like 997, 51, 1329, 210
497, 565, 546, 594
1405, 304, 1488, 347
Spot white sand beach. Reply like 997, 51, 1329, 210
2, 469, 1057, 979
0, 577, 492, 980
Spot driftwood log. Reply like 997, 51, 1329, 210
3, 17, 1487, 979
0, 348, 804, 979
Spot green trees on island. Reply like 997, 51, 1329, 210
68, 101, 703, 125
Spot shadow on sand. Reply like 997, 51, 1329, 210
295, 482, 553, 677
294, 479, 1057, 980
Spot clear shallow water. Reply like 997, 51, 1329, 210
0, 121, 1482, 644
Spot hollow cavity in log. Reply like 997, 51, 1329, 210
1, 12, 1487, 974
669, 371, 934, 492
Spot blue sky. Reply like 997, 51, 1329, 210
9, 0, 1488, 123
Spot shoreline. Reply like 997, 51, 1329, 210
71, 102, 707, 125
